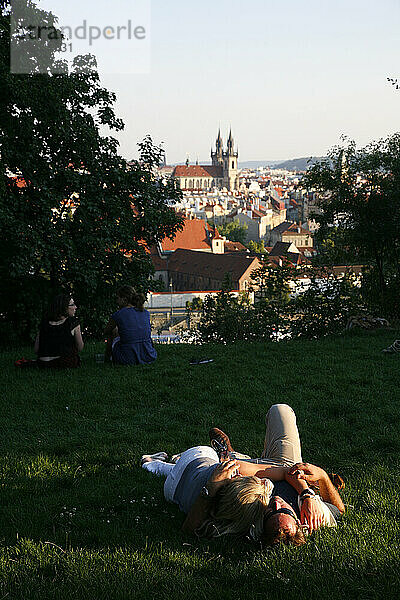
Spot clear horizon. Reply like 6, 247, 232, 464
39, 0, 400, 162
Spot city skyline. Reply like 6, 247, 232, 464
39, 0, 400, 162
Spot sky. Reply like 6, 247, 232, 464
38, 0, 400, 163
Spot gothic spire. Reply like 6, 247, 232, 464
216, 128, 223, 154
227, 128, 234, 153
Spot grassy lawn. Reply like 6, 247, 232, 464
1, 328, 400, 599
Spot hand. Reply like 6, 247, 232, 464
207, 459, 239, 497
288, 462, 327, 487
300, 496, 325, 533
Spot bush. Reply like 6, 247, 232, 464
196, 268, 367, 344
289, 271, 366, 339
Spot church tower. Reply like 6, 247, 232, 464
211, 128, 224, 166
223, 128, 238, 191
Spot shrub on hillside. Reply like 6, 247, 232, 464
196, 268, 366, 343
289, 270, 366, 339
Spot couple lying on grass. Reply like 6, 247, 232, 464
142, 404, 345, 547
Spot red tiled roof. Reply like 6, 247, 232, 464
296, 246, 317, 254
224, 241, 247, 252
284, 223, 310, 235
173, 165, 223, 178
152, 254, 168, 271
272, 221, 310, 235
168, 248, 260, 282
160, 217, 212, 252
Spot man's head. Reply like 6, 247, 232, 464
262, 496, 306, 546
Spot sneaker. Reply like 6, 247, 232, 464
209, 427, 234, 454
140, 452, 168, 466
382, 340, 400, 354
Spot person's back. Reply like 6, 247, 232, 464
104, 285, 157, 366
38, 317, 77, 358
112, 307, 152, 345
34, 294, 83, 368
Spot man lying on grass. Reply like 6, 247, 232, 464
142, 404, 345, 546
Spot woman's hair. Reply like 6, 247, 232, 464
46, 294, 71, 321
197, 476, 272, 539
117, 285, 146, 311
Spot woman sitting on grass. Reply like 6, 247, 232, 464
34, 294, 84, 368
104, 286, 157, 366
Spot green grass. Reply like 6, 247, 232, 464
1, 328, 400, 599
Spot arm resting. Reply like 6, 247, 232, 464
288, 462, 345, 515
318, 474, 345, 514
236, 461, 288, 481
73, 325, 84, 352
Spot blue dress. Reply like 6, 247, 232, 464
111, 307, 157, 366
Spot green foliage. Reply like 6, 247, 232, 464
312, 226, 365, 266
0, 1, 183, 341
198, 264, 366, 343
304, 134, 400, 316
198, 290, 254, 343
217, 219, 248, 244
290, 268, 366, 339
250, 260, 296, 304
185, 297, 203, 311
247, 240, 268, 254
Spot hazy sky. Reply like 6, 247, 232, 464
40, 0, 400, 162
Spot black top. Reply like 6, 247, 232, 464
38, 317, 79, 358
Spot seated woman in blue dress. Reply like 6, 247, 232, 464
104, 286, 157, 366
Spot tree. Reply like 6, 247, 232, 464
303, 135, 400, 316
0, 1, 183, 339
250, 260, 296, 304
247, 240, 267, 254
216, 219, 248, 244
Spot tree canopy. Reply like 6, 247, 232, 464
0, 1, 183, 339
250, 260, 295, 304
303, 134, 400, 316
216, 219, 248, 245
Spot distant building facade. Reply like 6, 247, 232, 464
173, 129, 239, 192
268, 222, 314, 248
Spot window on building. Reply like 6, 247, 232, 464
232, 161, 235, 168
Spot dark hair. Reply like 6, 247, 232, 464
262, 514, 306, 547
117, 285, 146, 311
47, 294, 71, 321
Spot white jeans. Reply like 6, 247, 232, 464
142, 446, 218, 502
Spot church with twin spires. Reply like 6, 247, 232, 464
172, 129, 239, 192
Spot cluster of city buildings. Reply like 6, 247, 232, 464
148, 129, 321, 308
